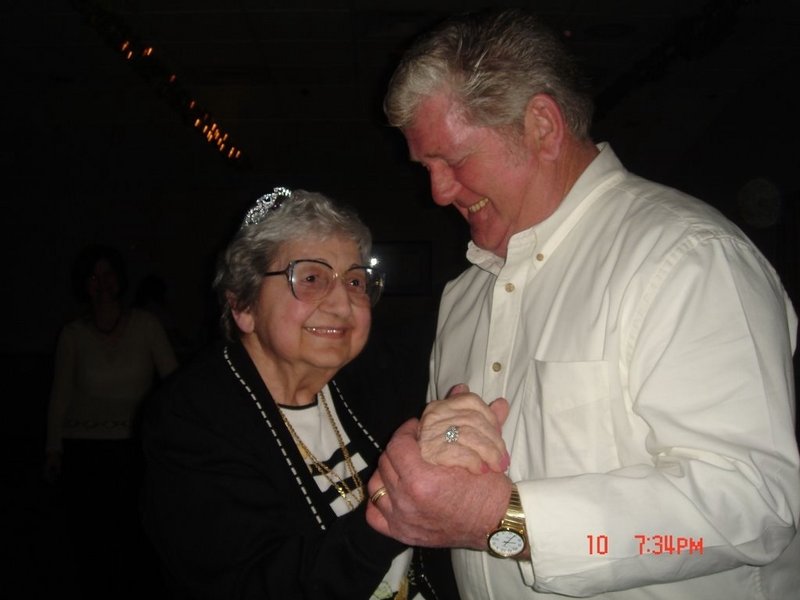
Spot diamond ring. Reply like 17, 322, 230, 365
444, 425, 460, 443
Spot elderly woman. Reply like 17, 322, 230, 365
142, 188, 460, 600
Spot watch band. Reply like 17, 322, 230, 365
500, 485, 526, 535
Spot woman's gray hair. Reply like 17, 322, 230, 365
384, 9, 594, 140
213, 188, 373, 341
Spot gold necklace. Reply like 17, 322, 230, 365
279, 391, 365, 509
318, 392, 365, 505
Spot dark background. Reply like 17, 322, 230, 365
4, 0, 799, 593
4, 0, 799, 355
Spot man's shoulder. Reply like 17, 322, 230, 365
588, 173, 747, 259
616, 174, 736, 232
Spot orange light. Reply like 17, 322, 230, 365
108, 30, 244, 163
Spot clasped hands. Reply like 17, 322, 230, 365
366, 384, 514, 549
417, 384, 510, 474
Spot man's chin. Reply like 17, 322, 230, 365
470, 233, 507, 258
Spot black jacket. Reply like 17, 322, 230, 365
142, 340, 459, 600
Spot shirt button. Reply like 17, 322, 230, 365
492, 362, 502, 373
504, 282, 515, 293
536, 253, 545, 261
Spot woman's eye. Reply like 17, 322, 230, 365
345, 270, 368, 289
296, 270, 327, 287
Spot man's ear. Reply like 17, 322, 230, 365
228, 292, 255, 334
523, 93, 565, 160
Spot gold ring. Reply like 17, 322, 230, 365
370, 486, 389, 505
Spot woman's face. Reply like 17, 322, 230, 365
86, 258, 121, 304
234, 235, 371, 380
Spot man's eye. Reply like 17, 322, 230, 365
447, 157, 466, 169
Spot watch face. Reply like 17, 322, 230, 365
489, 529, 525, 557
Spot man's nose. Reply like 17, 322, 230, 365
429, 163, 460, 206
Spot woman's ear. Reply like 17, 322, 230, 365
228, 292, 255, 335
523, 93, 565, 160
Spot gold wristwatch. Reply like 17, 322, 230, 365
486, 484, 527, 558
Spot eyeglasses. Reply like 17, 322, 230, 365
263, 259, 384, 306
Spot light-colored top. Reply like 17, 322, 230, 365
281, 386, 420, 600
430, 144, 800, 599
46, 308, 178, 449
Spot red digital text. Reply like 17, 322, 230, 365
586, 534, 704, 556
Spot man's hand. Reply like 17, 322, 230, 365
367, 418, 512, 549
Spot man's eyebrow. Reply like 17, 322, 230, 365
410, 150, 446, 162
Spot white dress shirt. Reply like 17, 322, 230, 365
429, 144, 800, 599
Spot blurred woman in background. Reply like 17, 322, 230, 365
44, 242, 178, 597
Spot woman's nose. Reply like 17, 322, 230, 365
319, 275, 354, 313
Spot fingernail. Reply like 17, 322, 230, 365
447, 383, 466, 397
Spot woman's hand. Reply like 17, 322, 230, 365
43, 449, 62, 484
367, 418, 513, 549
417, 384, 510, 474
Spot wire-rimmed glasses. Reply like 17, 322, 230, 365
263, 259, 384, 306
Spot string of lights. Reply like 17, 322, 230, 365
70, 0, 249, 168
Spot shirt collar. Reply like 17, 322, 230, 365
466, 142, 624, 275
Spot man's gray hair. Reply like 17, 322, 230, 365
384, 9, 594, 139
213, 189, 372, 341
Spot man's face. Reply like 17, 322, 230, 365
403, 92, 542, 258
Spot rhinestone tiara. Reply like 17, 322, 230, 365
241, 186, 292, 227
